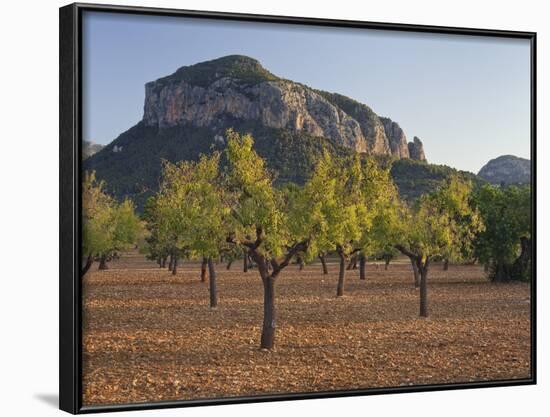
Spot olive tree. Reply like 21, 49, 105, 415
473, 184, 531, 282
82, 171, 141, 274
395, 176, 483, 316
224, 130, 315, 349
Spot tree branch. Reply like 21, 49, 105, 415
272, 239, 309, 278
226, 234, 259, 250
395, 244, 417, 260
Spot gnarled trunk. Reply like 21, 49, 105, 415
161, 257, 167, 268
347, 255, 357, 270
82, 254, 94, 276
492, 261, 510, 282
297, 256, 305, 271
511, 237, 531, 281
359, 254, 366, 280
243, 251, 248, 273
200, 257, 207, 282
168, 253, 174, 272
207, 257, 218, 308
384, 257, 390, 270
98, 255, 109, 270
337, 251, 346, 297
226, 260, 233, 270
443, 259, 449, 271
172, 253, 178, 275
319, 254, 328, 275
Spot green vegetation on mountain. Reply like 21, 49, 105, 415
152, 55, 279, 89
84, 121, 354, 210
390, 159, 483, 202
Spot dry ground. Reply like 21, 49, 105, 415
82, 252, 531, 406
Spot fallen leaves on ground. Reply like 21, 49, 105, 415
82, 253, 531, 405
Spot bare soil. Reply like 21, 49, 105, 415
82, 253, 531, 406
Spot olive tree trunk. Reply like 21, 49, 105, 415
347, 255, 357, 270
172, 253, 178, 275
200, 257, 208, 282
418, 261, 430, 317
410, 257, 420, 288
230, 230, 308, 350
359, 254, 366, 280
207, 257, 218, 308
98, 255, 109, 270
260, 274, 276, 349
443, 259, 449, 271
319, 254, 328, 275
337, 251, 346, 297
82, 254, 94, 276
243, 251, 248, 273
168, 253, 174, 272
297, 256, 305, 271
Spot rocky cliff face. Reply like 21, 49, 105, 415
408, 137, 426, 162
478, 155, 530, 185
142, 55, 426, 160
380, 117, 409, 159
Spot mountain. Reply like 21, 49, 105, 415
477, 155, 530, 185
85, 55, 428, 208
82, 141, 104, 159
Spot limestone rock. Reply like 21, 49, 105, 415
380, 117, 409, 159
408, 136, 426, 161
478, 155, 530, 185
142, 55, 423, 158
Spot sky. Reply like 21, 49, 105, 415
82, 11, 531, 173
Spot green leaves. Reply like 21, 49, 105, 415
473, 183, 531, 279
396, 176, 483, 264
224, 129, 289, 259
82, 171, 142, 262
150, 153, 230, 259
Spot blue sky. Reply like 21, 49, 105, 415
82, 11, 531, 173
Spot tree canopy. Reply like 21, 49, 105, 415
473, 184, 531, 281
82, 171, 142, 273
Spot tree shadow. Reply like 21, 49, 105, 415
34, 393, 58, 408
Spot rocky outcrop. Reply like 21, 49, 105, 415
478, 155, 530, 185
144, 78, 372, 153
142, 55, 426, 159
82, 141, 104, 159
380, 117, 409, 159
408, 137, 426, 162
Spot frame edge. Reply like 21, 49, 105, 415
60, 3, 80, 414
58, 3, 536, 413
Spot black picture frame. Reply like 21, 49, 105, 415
59, 2, 537, 414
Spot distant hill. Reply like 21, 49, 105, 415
478, 155, 530, 185
390, 159, 483, 202
83, 141, 104, 159
85, 55, 430, 209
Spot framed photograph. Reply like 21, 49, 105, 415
60, 2, 536, 414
